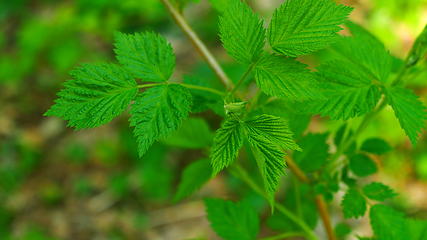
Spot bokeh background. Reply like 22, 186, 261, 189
0, 0, 426, 239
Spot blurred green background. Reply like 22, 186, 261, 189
0, 0, 426, 239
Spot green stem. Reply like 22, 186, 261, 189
179, 83, 226, 96
136, 83, 164, 89
137, 83, 225, 97
229, 63, 256, 97
231, 165, 318, 240
260, 232, 306, 240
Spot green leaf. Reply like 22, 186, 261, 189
349, 154, 377, 177
163, 117, 214, 149
370, 204, 427, 240
362, 182, 396, 201
268, 0, 352, 57
174, 159, 212, 202
385, 87, 426, 145
260, 99, 311, 138
244, 114, 300, 152
300, 60, 381, 120
114, 32, 175, 82
361, 138, 392, 155
341, 188, 367, 219
294, 133, 329, 172
370, 205, 407, 240
204, 198, 259, 240
331, 22, 394, 83
210, 119, 244, 175
334, 223, 352, 238
130, 84, 192, 157
254, 54, 322, 101
45, 63, 137, 129
406, 25, 427, 67
244, 115, 298, 196
219, 0, 265, 64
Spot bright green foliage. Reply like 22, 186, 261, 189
244, 115, 300, 152
174, 159, 212, 202
130, 84, 192, 157
268, 0, 352, 57
361, 138, 392, 155
219, 0, 265, 64
244, 115, 299, 195
260, 99, 311, 138
385, 87, 426, 145
302, 60, 381, 120
254, 54, 322, 101
267, 184, 318, 232
45, 63, 137, 129
331, 22, 394, 83
294, 133, 329, 172
114, 32, 175, 82
163, 118, 214, 149
362, 182, 396, 201
349, 154, 377, 177
208, 0, 229, 12
204, 198, 259, 240
370, 205, 409, 240
334, 223, 352, 238
370, 204, 427, 240
210, 119, 244, 175
341, 188, 367, 219
406, 25, 427, 67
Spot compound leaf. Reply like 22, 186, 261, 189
130, 84, 192, 157
385, 87, 426, 145
210, 119, 244, 175
174, 159, 212, 202
254, 54, 322, 101
114, 32, 175, 82
219, 0, 265, 64
205, 198, 259, 240
268, 0, 352, 57
341, 188, 367, 219
363, 182, 396, 201
45, 63, 137, 129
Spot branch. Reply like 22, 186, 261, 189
286, 156, 337, 240
160, 0, 234, 90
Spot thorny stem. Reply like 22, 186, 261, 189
231, 165, 318, 240
160, 0, 234, 90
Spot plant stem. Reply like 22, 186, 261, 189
286, 156, 336, 240
230, 62, 256, 97
136, 83, 164, 89
314, 195, 336, 240
179, 83, 225, 96
260, 232, 306, 240
231, 165, 318, 240
160, 0, 234, 90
